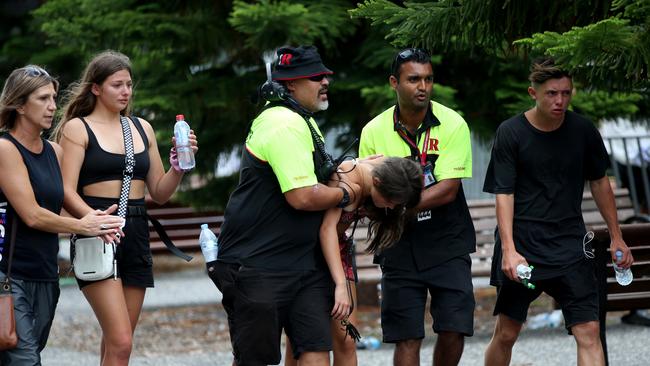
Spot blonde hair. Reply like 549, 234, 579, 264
0, 65, 59, 131
52, 50, 132, 141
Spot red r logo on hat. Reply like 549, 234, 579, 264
279, 54, 293, 65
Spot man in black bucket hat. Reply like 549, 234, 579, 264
213, 45, 350, 366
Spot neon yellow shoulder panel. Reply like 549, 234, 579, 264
359, 101, 472, 181
246, 106, 322, 192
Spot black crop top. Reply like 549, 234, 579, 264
77, 116, 151, 188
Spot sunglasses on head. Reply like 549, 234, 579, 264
396, 48, 429, 61
23, 66, 50, 78
391, 48, 431, 75
308, 74, 328, 82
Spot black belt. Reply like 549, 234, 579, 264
123, 205, 193, 262
126, 205, 147, 217
147, 214, 193, 262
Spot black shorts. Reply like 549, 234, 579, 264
74, 196, 154, 289
493, 258, 598, 329
209, 261, 239, 347
380, 254, 475, 342
229, 266, 333, 365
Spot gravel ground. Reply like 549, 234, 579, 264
40, 260, 650, 365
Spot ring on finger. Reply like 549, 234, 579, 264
100, 224, 107, 230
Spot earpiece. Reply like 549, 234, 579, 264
259, 80, 287, 102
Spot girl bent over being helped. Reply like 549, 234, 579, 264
286, 156, 422, 366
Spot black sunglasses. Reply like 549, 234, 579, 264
23, 66, 50, 78
308, 74, 328, 82
391, 48, 430, 76
396, 48, 428, 60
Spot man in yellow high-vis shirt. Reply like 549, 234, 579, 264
214, 45, 350, 366
359, 48, 476, 366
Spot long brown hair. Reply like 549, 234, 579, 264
52, 50, 132, 141
365, 157, 422, 254
0, 65, 59, 131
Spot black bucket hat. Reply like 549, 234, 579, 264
271, 45, 333, 81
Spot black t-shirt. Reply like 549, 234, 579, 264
217, 149, 325, 271
483, 111, 608, 284
0, 134, 63, 281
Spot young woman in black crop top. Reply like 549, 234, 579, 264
51, 51, 198, 365
0, 66, 124, 365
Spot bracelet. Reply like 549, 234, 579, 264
336, 187, 351, 208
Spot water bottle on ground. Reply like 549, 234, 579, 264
174, 114, 195, 171
613, 250, 633, 286
356, 336, 381, 350
199, 224, 218, 263
527, 310, 563, 330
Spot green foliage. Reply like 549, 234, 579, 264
516, 16, 650, 90
573, 89, 643, 122
352, 0, 649, 135
229, 0, 355, 49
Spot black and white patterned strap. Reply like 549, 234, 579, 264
118, 116, 136, 219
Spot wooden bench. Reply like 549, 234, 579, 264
350, 187, 634, 305
592, 223, 650, 365
353, 188, 634, 274
146, 201, 223, 254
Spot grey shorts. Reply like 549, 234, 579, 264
0, 273, 60, 365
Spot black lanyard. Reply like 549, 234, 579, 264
394, 110, 431, 167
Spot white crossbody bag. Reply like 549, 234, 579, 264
72, 116, 135, 281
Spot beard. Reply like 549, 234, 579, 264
316, 99, 329, 111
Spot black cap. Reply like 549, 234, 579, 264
271, 45, 333, 81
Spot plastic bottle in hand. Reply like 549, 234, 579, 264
173, 114, 195, 171
516, 264, 536, 290
613, 250, 633, 286
199, 224, 218, 263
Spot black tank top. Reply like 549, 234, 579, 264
0, 133, 63, 281
77, 116, 150, 188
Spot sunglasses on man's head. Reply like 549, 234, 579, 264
308, 74, 328, 82
23, 66, 50, 78
395, 48, 429, 61
391, 48, 431, 75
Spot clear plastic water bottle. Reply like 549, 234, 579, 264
613, 250, 633, 286
516, 264, 536, 290
173, 114, 195, 171
199, 224, 218, 263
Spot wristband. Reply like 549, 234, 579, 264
169, 147, 183, 172
336, 187, 350, 208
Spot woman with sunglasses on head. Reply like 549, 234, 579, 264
51, 50, 198, 365
0, 65, 124, 365
286, 156, 422, 366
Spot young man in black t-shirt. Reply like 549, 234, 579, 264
483, 58, 634, 366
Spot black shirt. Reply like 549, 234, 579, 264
483, 111, 609, 284
370, 104, 476, 271
218, 149, 325, 270
0, 134, 63, 281
77, 116, 150, 188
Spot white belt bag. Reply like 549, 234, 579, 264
72, 237, 117, 281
